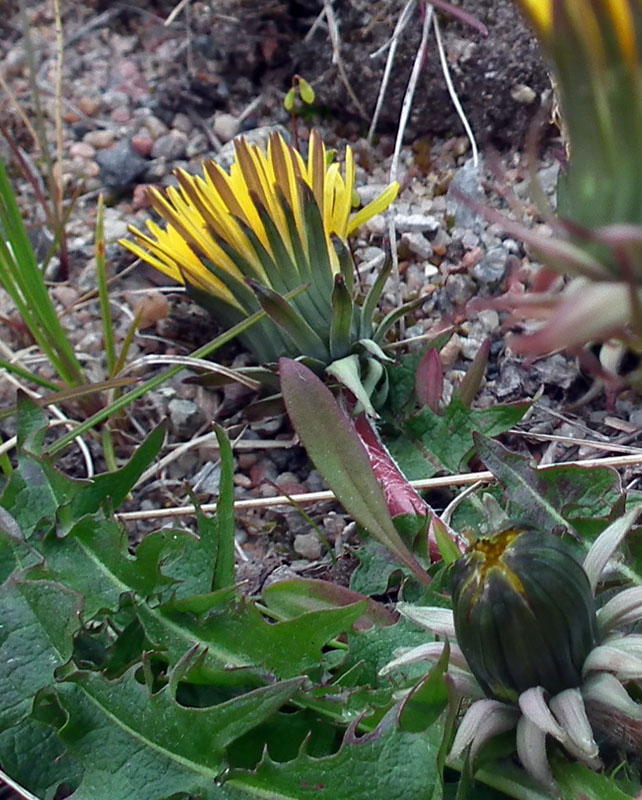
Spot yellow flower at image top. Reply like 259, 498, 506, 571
516, 0, 636, 61
120, 131, 398, 315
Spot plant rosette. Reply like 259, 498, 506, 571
382, 508, 642, 795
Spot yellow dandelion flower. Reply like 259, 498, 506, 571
120, 130, 399, 306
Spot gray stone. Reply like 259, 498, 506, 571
472, 245, 510, 285
144, 157, 168, 181
293, 533, 323, 561
186, 132, 209, 158
401, 233, 432, 259
213, 112, 240, 142
168, 398, 206, 438
461, 230, 480, 250
537, 162, 560, 197
151, 130, 188, 160
95, 139, 148, 190
394, 213, 441, 235
172, 113, 193, 134
445, 273, 476, 306
191, 461, 222, 495
101, 208, 129, 243
495, 361, 524, 399
446, 158, 485, 230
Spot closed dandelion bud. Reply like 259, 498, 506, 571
452, 528, 598, 704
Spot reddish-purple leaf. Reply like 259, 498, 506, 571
279, 358, 431, 586
414, 348, 443, 413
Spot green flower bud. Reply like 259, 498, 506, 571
452, 527, 598, 704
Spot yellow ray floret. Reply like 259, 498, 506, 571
120, 130, 399, 306
516, 0, 637, 65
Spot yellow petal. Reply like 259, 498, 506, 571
515, 0, 553, 34
347, 181, 400, 235
604, 0, 636, 64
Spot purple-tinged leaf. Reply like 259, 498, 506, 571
354, 413, 464, 561
280, 358, 431, 586
414, 348, 443, 413
262, 578, 395, 630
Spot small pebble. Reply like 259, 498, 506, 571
69, 142, 95, 159
213, 113, 240, 142
151, 130, 188, 160
401, 231, 432, 260
131, 135, 154, 157
83, 129, 117, 149
145, 115, 170, 139
132, 183, 153, 210
95, 139, 148, 189
172, 113, 193, 134
110, 106, 132, 124
186, 132, 208, 158
394, 213, 441, 235
293, 533, 323, 561
77, 96, 103, 116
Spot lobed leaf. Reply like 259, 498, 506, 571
0, 579, 82, 733
474, 434, 622, 537
225, 709, 443, 800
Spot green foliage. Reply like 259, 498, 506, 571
0, 396, 444, 799
383, 350, 529, 480
473, 434, 623, 539
3, 396, 641, 800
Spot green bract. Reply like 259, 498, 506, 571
452, 528, 598, 704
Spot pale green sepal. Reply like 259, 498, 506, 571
326, 354, 378, 418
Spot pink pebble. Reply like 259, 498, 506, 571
131, 136, 154, 157
69, 142, 95, 159
110, 106, 132, 123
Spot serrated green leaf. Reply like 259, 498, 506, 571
350, 539, 407, 596
15, 391, 49, 455
0, 714, 82, 800
555, 761, 635, 800
280, 359, 430, 587
36, 670, 303, 800
27, 517, 186, 619
262, 578, 395, 629
225, 709, 442, 800
0, 579, 82, 732
473, 434, 622, 536
342, 614, 435, 686
0, 451, 75, 539
136, 592, 367, 685
392, 395, 530, 479
71, 423, 166, 517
